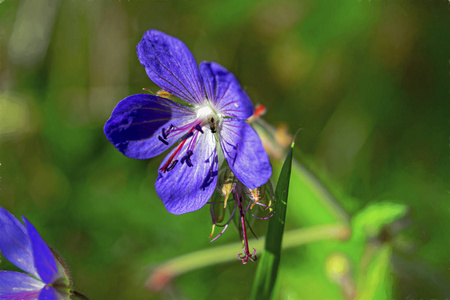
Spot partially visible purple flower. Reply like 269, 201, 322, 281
104, 29, 272, 215
0, 207, 71, 300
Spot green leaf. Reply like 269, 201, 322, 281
356, 245, 392, 300
352, 202, 408, 239
347, 202, 408, 260
250, 141, 294, 300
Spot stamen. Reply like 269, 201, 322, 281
159, 123, 199, 173
159, 139, 188, 173
185, 158, 193, 167
158, 136, 169, 145
166, 160, 178, 171
162, 124, 175, 140
195, 124, 204, 133
162, 124, 175, 139
180, 150, 193, 165
208, 195, 237, 242
210, 224, 229, 242
181, 131, 194, 141
187, 130, 200, 154
142, 87, 157, 94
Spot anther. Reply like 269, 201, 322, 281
162, 124, 175, 139
158, 136, 169, 145
195, 124, 204, 133
181, 131, 194, 141
166, 160, 178, 171
187, 150, 193, 156
185, 158, 193, 167
181, 150, 194, 166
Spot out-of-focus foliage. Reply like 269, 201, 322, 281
0, 0, 449, 299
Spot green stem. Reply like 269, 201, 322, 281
146, 223, 350, 291
71, 290, 91, 300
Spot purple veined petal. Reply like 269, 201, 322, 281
38, 285, 61, 300
155, 130, 219, 215
0, 271, 44, 299
104, 94, 196, 159
0, 208, 39, 279
200, 61, 254, 119
137, 29, 205, 104
23, 217, 57, 285
219, 119, 272, 189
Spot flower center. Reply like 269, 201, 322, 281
196, 103, 221, 133
157, 103, 221, 173
196, 105, 214, 119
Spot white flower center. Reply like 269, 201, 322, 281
195, 102, 222, 134
196, 105, 214, 119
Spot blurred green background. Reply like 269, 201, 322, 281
1, 0, 449, 299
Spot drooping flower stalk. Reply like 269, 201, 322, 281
208, 168, 274, 264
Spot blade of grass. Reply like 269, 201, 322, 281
250, 140, 294, 300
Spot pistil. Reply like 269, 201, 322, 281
237, 193, 257, 264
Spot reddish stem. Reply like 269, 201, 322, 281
237, 195, 257, 264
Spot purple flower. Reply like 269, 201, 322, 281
104, 30, 272, 215
0, 207, 71, 300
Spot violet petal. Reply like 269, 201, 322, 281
137, 30, 205, 104
200, 61, 253, 119
155, 131, 219, 214
23, 217, 57, 285
219, 119, 272, 189
104, 94, 196, 159
38, 285, 59, 300
0, 271, 44, 298
0, 208, 39, 279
